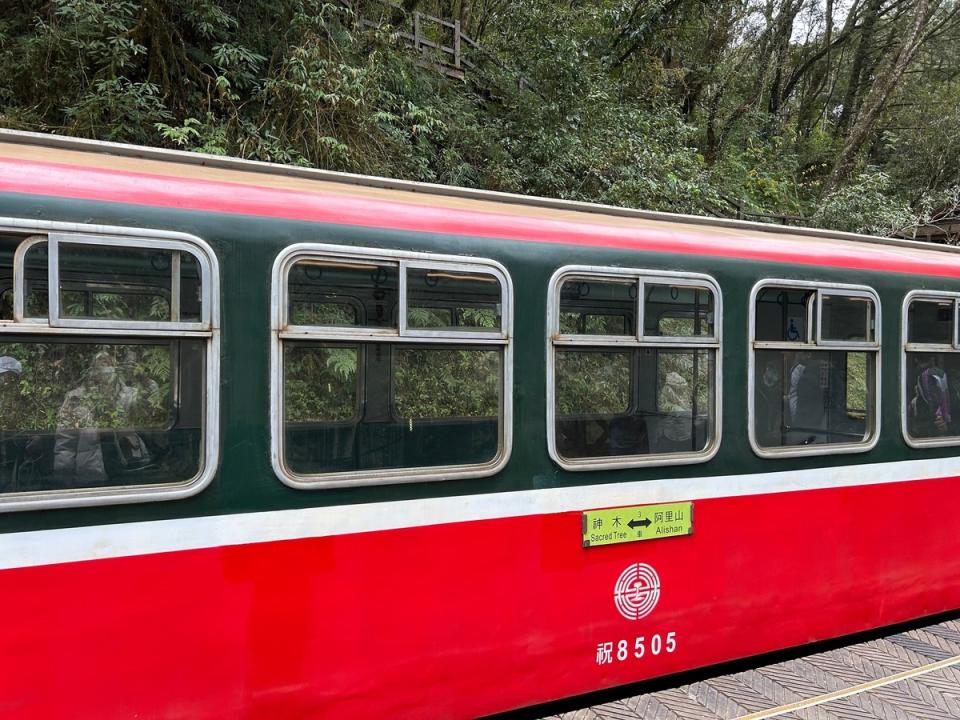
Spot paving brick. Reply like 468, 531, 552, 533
538, 617, 960, 720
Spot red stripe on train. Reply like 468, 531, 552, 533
0, 475, 957, 719
1, 157, 959, 278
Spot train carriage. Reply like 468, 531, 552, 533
1, 129, 959, 719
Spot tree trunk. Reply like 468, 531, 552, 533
767, 0, 805, 116
680, 4, 735, 118
836, 0, 882, 138
826, 0, 939, 192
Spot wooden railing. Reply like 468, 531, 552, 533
341, 1, 480, 79
705, 194, 805, 226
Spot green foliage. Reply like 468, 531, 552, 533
812, 170, 915, 236
284, 345, 358, 422
283, 344, 499, 422
713, 131, 805, 216
845, 352, 868, 417
556, 351, 630, 416
408, 307, 454, 328
1, 0, 958, 237
289, 301, 357, 326
0, 342, 170, 431
394, 348, 499, 418
459, 307, 498, 329
560, 312, 627, 335
408, 306, 498, 329
62, 289, 170, 321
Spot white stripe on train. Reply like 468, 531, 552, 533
1, 454, 958, 571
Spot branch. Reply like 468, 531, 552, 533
778, 21, 862, 104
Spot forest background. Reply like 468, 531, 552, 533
2, 0, 960, 238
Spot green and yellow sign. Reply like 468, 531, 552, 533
582, 502, 693, 547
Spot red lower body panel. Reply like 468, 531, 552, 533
1, 476, 957, 719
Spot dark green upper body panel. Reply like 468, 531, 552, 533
1, 191, 957, 535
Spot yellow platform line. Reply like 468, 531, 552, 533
736, 653, 960, 720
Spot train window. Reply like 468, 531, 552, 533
0, 340, 205, 488
404, 267, 502, 332
754, 287, 815, 342
287, 259, 397, 329
902, 291, 960, 446
559, 279, 635, 336
750, 281, 879, 457
645, 284, 715, 337
394, 347, 500, 418
556, 350, 632, 416
284, 344, 361, 424
547, 267, 721, 470
0, 224, 219, 511
15, 234, 211, 331
907, 298, 953, 345
272, 244, 512, 488
820, 292, 874, 343
289, 299, 360, 327
57, 243, 182, 322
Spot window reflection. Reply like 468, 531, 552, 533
0, 341, 203, 493
754, 349, 871, 448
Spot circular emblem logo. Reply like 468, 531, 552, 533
614, 563, 661, 620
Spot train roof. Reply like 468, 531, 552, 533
1, 128, 958, 275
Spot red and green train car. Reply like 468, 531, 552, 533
1, 129, 959, 718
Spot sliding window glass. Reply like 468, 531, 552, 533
902, 291, 960, 447
750, 281, 879, 457
547, 267, 721, 471
272, 244, 512, 488
0, 228, 219, 512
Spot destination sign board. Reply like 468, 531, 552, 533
582, 502, 694, 547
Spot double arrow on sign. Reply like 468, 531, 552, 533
628, 517, 652, 529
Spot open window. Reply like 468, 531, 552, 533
0, 224, 219, 511
272, 244, 513, 488
547, 266, 721, 471
902, 291, 960, 447
750, 280, 879, 457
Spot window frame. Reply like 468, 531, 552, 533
816, 289, 876, 346
13, 231, 212, 333
546, 265, 723, 471
0, 217, 221, 512
271, 242, 513, 489
748, 279, 881, 459
901, 289, 960, 448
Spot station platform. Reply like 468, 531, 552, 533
534, 614, 960, 720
